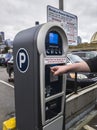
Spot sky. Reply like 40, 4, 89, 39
0, 0, 97, 42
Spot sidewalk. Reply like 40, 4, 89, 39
68, 108, 97, 130
83, 115, 97, 130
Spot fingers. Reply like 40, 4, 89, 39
51, 66, 58, 72
53, 69, 60, 76
51, 65, 67, 76
51, 66, 60, 76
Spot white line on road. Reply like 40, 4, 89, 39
0, 80, 14, 88
83, 125, 96, 130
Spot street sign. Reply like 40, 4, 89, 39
47, 5, 78, 46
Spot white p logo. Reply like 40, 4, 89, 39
19, 52, 26, 68
16, 48, 29, 73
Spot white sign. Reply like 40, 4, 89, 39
45, 57, 66, 64
47, 5, 78, 46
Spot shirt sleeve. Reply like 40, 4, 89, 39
85, 56, 97, 72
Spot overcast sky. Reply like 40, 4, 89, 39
0, 0, 97, 42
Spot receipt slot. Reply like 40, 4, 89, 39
13, 22, 68, 130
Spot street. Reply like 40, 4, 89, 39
0, 67, 15, 130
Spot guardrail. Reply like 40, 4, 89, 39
65, 83, 97, 130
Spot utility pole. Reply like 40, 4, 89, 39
59, 0, 64, 10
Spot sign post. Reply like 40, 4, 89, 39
59, 0, 64, 10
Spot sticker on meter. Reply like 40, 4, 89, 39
16, 48, 29, 73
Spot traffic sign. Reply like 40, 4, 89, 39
16, 48, 29, 73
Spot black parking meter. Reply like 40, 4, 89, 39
13, 22, 68, 130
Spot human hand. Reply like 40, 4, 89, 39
51, 65, 66, 76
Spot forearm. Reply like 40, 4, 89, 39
51, 61, 91, 76
66, 61, 91, 73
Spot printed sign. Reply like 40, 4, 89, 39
47, 5, 78, 46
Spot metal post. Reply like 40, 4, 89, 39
74, 72, 78, 94
35, 21, 39, 26
59, 0, 64, 10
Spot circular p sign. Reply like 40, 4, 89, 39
16, 48, 29, 73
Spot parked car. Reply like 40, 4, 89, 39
6, 56, 14, 82
0, 53, 12, 66
72, 50, 97, 61
0, 54, 6, 66
67, 53, 83, 63
66, 53, 97, 94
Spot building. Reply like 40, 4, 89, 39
77, 36, 82, 44
90, 32, 97, 43
0, 32, 13, 53
0, 32, 4, 43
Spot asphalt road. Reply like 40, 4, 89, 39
0, 66, 15, 130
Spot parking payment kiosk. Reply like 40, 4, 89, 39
13, 22, 68, 130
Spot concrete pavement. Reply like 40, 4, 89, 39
0, 81, 15, 130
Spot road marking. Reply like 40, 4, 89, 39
0, 80, 14, 88
83, 125, 96, 130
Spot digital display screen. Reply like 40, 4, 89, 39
49, 33, 58, 45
